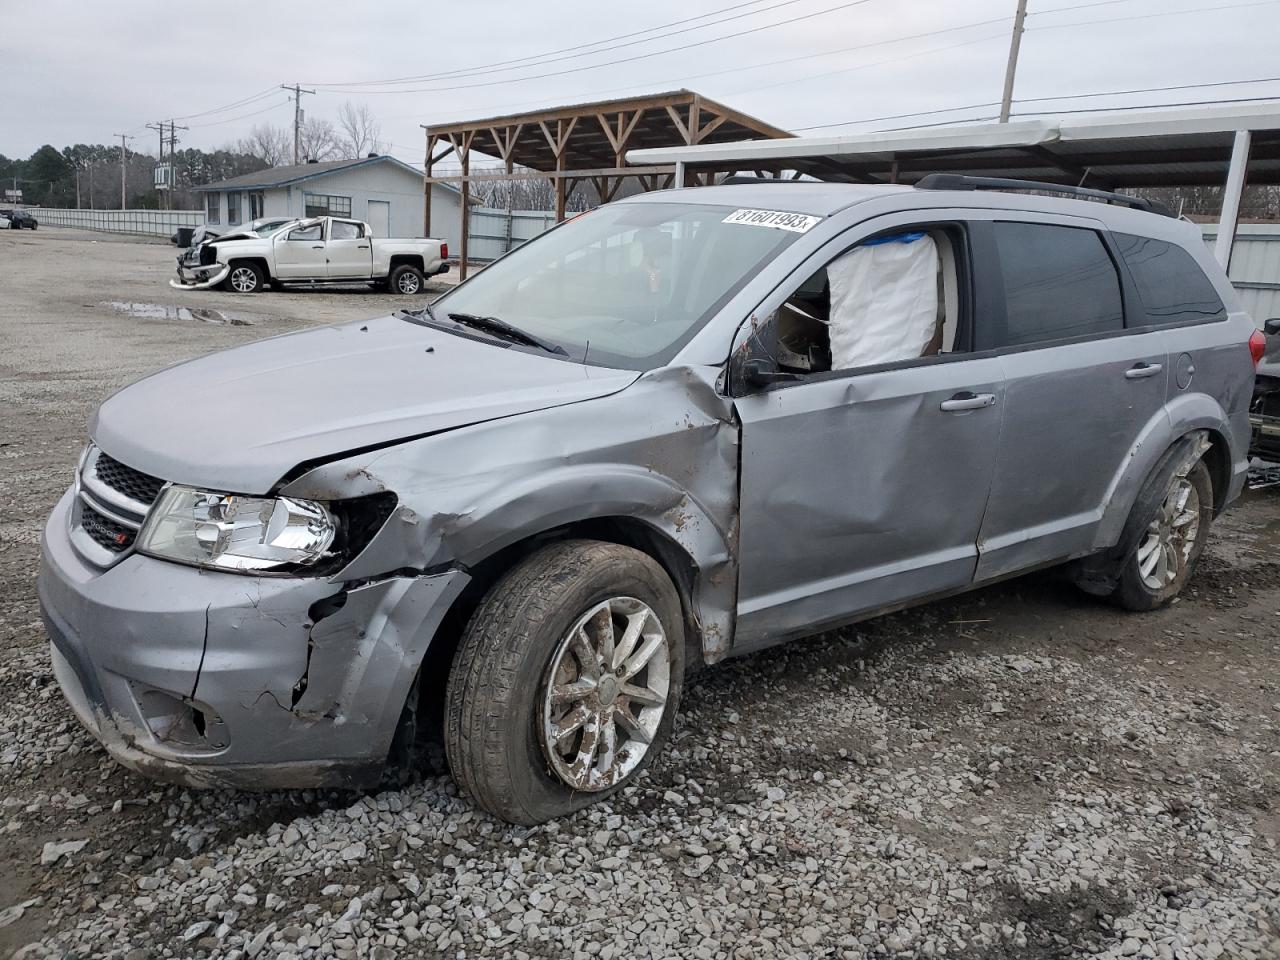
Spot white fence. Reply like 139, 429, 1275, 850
27, 208, 205, 238
466, 207, 558, 262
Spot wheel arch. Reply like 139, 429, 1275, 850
388, 253, 425, 273
225, 256, 271, 281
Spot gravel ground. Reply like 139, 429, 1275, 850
2, 229, 1279, 960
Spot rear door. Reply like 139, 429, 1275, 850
971, 216, 1170, 580
273, 221, 327, 279
326, 219, 374, 278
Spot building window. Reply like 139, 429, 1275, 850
303, 192, 352, 218
205, 193, 220, 224
227, 191, 241, 225
249, 191, 265, 220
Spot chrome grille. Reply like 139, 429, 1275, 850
80, 504, 136, 552
70, 445, 165, 567
93, 452, 164, 506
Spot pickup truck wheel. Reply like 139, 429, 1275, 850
1113, 459, 1213, 611
389, 264, 424, 295
224, 262, 264, 293
444, 540, 685, 825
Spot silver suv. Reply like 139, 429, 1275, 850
39, 177, 1264, 824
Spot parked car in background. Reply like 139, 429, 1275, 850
1250, 317, 1280, 461
170, 215, 448, 294
42, 177, 1260, 824
2, 209, 38, 229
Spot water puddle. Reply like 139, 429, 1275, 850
101, 301, 255, 326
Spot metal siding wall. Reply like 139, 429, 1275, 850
466, 207, 558, 262
1201, 224, 1280, 326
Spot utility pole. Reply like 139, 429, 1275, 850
165, 121, 187, 209
281, 83, 315, 164
146, 121, 166, 208
998, 0, 1028, 123
113, 134, 133, 210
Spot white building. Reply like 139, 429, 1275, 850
192, 155, 464, 246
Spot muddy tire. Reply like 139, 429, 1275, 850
1112, 460, 1213, 611
223, 261, 264, 293
388, 264, 425, 295
444, 540, 685, 825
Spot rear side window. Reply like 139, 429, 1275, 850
985, 222, 1124, 349
1113, 233, 1226, 327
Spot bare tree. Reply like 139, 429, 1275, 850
298, 118, 341, 162
237, 125, 292, 167
337, 102, 384, 159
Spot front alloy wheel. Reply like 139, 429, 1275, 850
227, 264, 262, 293
444, 540, 685, 824
540, 596, 671, 792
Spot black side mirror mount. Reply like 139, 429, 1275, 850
1264, 317, 1280, 336
741, 358, 802, 389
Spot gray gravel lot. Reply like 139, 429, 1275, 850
1, 228, 1278, 960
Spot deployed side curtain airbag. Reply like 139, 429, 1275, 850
826, 232, 939, 370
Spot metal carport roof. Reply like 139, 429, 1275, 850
626, 103, 1280, 265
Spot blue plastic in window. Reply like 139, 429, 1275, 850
863, 231, 926, 246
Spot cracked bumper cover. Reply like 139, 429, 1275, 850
38, 489, 469, 790
170, 263, 230, 291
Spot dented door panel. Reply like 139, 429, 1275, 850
733, 356, 1005, 651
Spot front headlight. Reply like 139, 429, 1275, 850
138, 485, 336, 572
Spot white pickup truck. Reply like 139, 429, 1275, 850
171, 216, 449, 294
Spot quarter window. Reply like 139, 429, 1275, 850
1113, 233, 1226, 327
303, 193, 352, 218
984, 222, 1123, 349
205, 193, 219, 225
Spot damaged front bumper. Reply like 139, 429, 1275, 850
169, 262, 230, 291
39, 489, 469, 790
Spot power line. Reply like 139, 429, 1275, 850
1009, 93, 1280, 116
187, 98, 292, 129
1030, 0, 1280, 31
797, 74, 1280, 131
314, 0, 880, 95
171, 87, 282, 122
314, 0, 805, 88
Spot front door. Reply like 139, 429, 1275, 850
970, 219, 1169, 579
326, 219, 373, 279
367, 200, 390, 238
731, 217, 1004, 651
273, 222, 326, 279
734, 358, 1005, 650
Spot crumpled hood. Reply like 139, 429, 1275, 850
92, 314, 639, 494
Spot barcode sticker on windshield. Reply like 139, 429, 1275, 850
722, 209, 822, 233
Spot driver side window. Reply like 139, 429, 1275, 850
288, 223, 323, 242
769, 225, 963, 375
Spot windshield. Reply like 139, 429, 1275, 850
432, 201, 808, 370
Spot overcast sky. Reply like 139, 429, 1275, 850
5, 0, 1280, 165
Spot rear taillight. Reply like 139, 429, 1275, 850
1250, 329, 1267, 366
440, 242, 449, 260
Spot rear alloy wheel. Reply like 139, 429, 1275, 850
445, 540, 685, 824
389, 264, 424, 295
1114, 460, 1213, 611
225, 262, 263, 293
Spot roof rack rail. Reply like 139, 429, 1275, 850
914, 174, 1173, 217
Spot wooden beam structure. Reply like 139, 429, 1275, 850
422, 89, 792, 273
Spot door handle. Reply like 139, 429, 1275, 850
311, 244, 324, 250
356, 244, 369, 249
940, 391, 996, 412
1124, 362, 1163, 380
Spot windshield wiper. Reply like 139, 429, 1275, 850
446, 312, 567, 356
